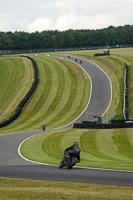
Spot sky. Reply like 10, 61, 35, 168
0, 0, 133, 32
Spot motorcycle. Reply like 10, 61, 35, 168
42, 123, 46, 131
59, 151, 77, 169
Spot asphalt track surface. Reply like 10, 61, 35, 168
0, 55, 133, 187
56, 55, 112, 122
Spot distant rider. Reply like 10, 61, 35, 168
42, 122, 46, 131
65, 142, 81, 163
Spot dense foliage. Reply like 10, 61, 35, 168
0, 25, 133, 50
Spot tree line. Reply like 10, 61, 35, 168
0, 25, 133, 50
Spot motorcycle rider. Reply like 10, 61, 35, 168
65, 142, 81, 163
42, 122, 46, 131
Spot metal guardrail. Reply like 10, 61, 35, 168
102, 112, 117, 124
85, 111, 117, 124
0, 45, 132, 55
123, 63, 129, 120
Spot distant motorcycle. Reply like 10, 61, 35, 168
59, 151, 77, 169
42, 123, 46, 131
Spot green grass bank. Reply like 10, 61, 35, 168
0, 56, 34, 123
0, 178, 133, 200
1, 48, 133, 134
20, 128, 133, 171
0, 55, 90, 134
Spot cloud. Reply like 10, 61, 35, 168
0, 0, 133, 32
27, 17, 55, 32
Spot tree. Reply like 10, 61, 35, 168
0, 25, 133, 50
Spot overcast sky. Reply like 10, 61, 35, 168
0, 0, 133, 32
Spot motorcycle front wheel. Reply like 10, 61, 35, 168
59, 160, 64, 169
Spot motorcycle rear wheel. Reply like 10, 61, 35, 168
67, 157, 75, 169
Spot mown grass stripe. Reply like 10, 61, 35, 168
79, 130, 113, 161
28, 58, 66, 127
113, 130, 133, 160
25, 57, 52, 113
42, 131, 65, 159
39, 58, 71, 125
48, 59, 90, 127
95, 130, 129, 161
27, 58, 56, 115
11, 57, 55, 129
45, 59, 75, 126
39, 59, 66, 121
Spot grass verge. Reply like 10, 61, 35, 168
0, 56, 34, 123
0, 178, 133, 200
20, 128, 133, 171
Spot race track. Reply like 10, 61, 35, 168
56, 55, 112, 122
0, 55, 133, 187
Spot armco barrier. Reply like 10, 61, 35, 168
73, 120, 133, 129
123, 63, 129, 120
94, 50, 110, 57
0, 56, 39, 128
